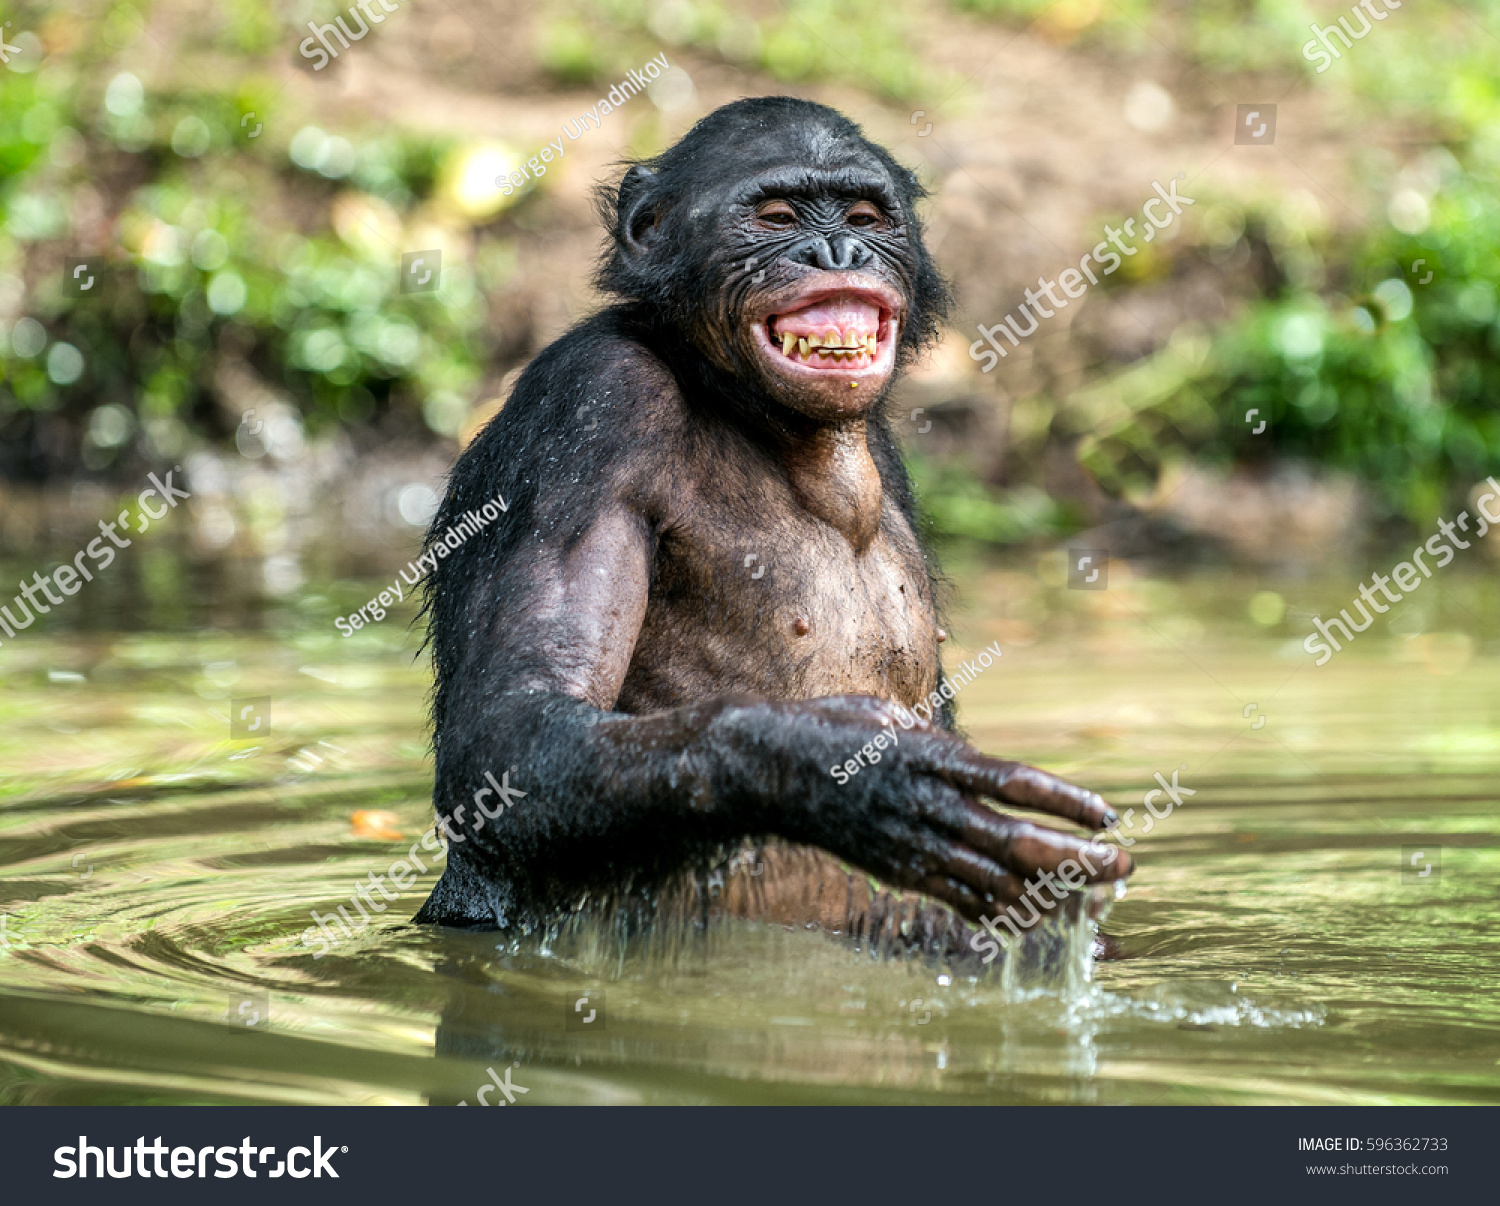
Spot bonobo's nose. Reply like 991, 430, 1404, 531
787, 234, 874, 272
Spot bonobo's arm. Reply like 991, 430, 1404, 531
415, 487, 1131, 931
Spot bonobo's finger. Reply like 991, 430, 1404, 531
911, 872, 991, 924
994, 764, 1116, 831
908, 739, 1116, 830
925, 838, 1028, 906
919, 832, 1128, 935
1000, 822, 1132, 883
949, 804, 1134, 883
915, 854, 1055, 934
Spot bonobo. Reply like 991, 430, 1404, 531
414, 97, 1131, 948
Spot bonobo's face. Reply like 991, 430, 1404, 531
715, 153, 914, 421
602, 102, 946, 424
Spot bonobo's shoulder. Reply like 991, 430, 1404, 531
455, 308, 689, 517
507, 307, 686, 441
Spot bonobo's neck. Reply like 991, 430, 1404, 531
779, 419, 883, 555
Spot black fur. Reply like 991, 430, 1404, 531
414, 99, 965, 931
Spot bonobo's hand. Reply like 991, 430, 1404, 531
717, 695, 1132, 926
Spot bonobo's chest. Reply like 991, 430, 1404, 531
616, 458, 942, 713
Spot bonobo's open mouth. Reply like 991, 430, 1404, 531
752, 280, 901, 388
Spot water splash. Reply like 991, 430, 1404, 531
506, 842, 1115, 1000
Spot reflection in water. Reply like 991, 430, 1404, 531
1, 560, 1498, 1104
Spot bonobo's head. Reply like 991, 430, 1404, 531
597, 97, 950, 421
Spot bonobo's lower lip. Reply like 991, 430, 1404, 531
753, 283, 901, 383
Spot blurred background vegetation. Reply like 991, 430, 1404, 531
1, 0, 1497, 558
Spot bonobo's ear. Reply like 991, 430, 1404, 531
617, 165, 660, 259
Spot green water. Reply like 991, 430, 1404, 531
1, 558, 1498, 1105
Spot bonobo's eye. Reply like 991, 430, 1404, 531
845, 201, 884, 228
754, 200, 798, 230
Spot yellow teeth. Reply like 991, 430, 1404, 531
772, 325, 879, 362
809, 330, 878, 352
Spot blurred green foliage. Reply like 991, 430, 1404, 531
0, 7, 497, 476
542, 0, 939, 101
953, 0, 1500, 132
1075, 146, 1500, 523
945, 0, 1500, 533
906, 452, 1076, 544
2, 0, 1498, 541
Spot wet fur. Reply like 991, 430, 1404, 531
415, 98, 962, 937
